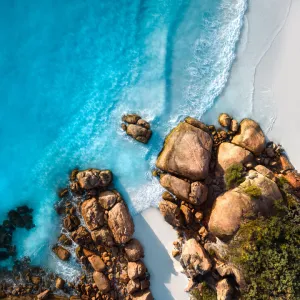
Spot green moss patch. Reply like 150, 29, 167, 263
242, 184, 262, 199
224, 163, 245, 190
228, 200, 300, 299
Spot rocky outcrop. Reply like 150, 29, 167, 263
159, 200, 183, 227
108, 202, 134, 244
209, 170, 282, 240
121, 114, 152, 143
217, 142, 254, 173
124, 239, 144, 262
81, 198, 104, 231
232, 119, 266, 155
76, 169, 112, 190
156, 122, 213, 181
180, 239, 212, 278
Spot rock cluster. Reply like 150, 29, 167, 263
52, 168, 153, 300
121, 114, 152, 144
155, 113, 300, 299
0, 206, 34, 261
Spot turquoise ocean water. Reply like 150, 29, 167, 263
0, 0, 246, 276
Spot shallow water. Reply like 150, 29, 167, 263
0, 0, 246, 276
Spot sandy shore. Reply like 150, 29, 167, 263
203, 0, 299, 169
134, 0, 300, 298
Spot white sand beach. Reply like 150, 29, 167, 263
135, 0, 300, 299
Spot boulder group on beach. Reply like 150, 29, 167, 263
155, 113, 300, 299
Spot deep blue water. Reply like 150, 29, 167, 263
0, 0, 246, 276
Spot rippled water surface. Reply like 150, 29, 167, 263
0, 0, 246, 274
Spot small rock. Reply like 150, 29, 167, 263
126, 124, 152, 144
189, 182, 208, 205
159, 200, 183, 228
180, 239, 212, 278
37, 290, 50, 300
58, 234, 72, 246
124, 239, 144, 262
172, 249, 180, 257
231, 119, 239, 132
63, 214, 80, 232
162, 191, 175, 201
128, 261, 146, 279
91, 227, 114, 247
265, 147, 275, 158
55, 277, 65, 289
52, 245, 71, 261
71, 226, 93, 246
93, 272, 110, 293
122, 114, 141, 124
180, 205, 193, 225
218, 113, 232, 128
127, 279, 140, 294
121, 123, 127, 131
137, 119, 150, 129
98, 191, 117, 210
88, 255, 106, 272
216, 279, 233, 300
131, 290, 153, 300
194, 212, 203, 223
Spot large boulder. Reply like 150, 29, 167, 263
232, 119, 266, 155
209, 170, 282, 240
124, 239, 144, 262
76, 169, 112, 190
217, 142, 254, 173
93, 272, 110, 293
160, 174, 190, 201
108, 202, 134, 244
159, 200, 183, 227
81, 198, 104, 231
156, 122, 213, 181
180, 239, 212, 278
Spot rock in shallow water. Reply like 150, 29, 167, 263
76, 169, 112, 190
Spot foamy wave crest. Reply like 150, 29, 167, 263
181, 0, 247, 119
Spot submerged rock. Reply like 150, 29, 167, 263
108, 202, 134, 244
232, 119, 266, 155
156, 122, 213, 181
